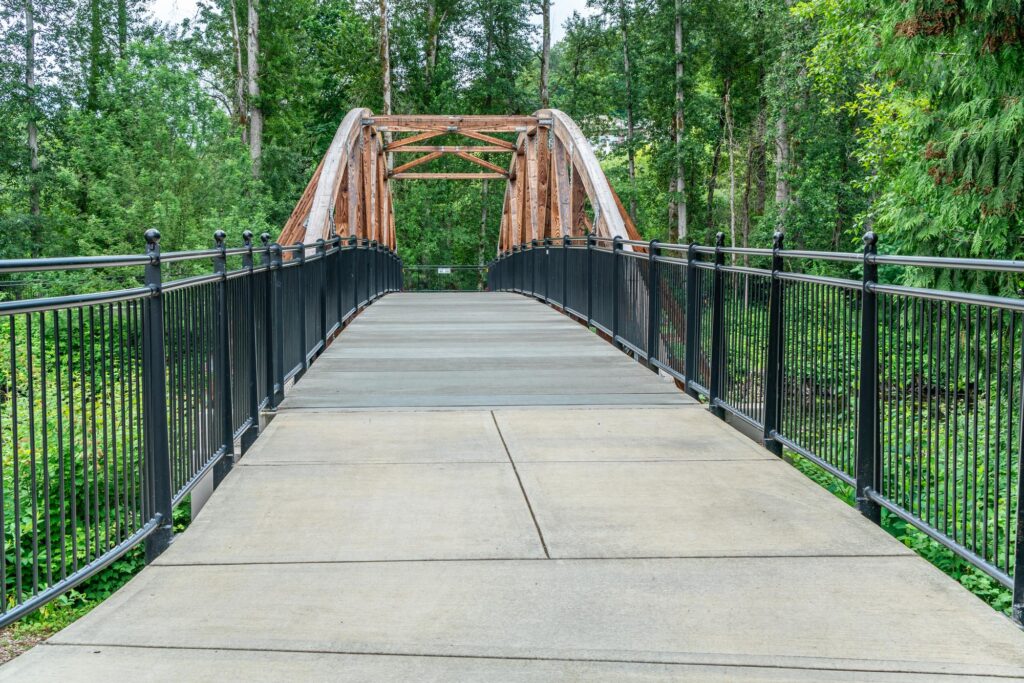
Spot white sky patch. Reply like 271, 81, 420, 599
550, 0, 595, 43
149, 0, 199, 25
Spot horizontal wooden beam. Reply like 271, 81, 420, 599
371, 115, 539, 133
389, 172, 507, 180
386, 145, 514, 154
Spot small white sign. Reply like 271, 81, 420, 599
437, 267, 452, 275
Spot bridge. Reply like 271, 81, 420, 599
1, 111, 1024, 680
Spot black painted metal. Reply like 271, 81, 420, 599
490, 233, 1024, 624
0, 231, 397, 627
762, 231, 785, 457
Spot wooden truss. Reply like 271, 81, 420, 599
279, 111, 640, 252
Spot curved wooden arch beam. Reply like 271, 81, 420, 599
498, 108, 637, 251
541, 109, 637, 241
280, 107, 373, 245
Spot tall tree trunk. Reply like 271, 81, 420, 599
87, 0, 102, 111
247, 0, 263, 178
618, 0, 637, 222
704, 82, 728, 231
380, 0, 392, 168
774, 0, 794, 229
673, 0, 687, 241
774, 110, 790, 228
424, 1, 439, 102
724, 81, 736, 257
117, 0, 127, 57
540, 0, 550, 107
230, 0, 247, 143
25, 0, 39, 222
753, 103, 767, 216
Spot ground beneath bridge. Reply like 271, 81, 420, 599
5, 293, 1024, 681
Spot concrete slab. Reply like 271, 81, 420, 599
518, 459, 911, 558
241, 410, 506, 464
286, 369, 679, 399
6, 645, 1008, 682
494, 406, 766, 462
157, 462, 544, 564
282, 392, 689, 409
48, 558, 1024, 677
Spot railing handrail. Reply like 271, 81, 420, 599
501, 239, 1024, 273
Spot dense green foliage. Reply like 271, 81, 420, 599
1, 0, 1021, 266
1, 0, 1022, 634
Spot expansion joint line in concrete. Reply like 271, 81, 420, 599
490, 411, 550, 558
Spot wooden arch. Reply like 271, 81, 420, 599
278, 109, 640, 251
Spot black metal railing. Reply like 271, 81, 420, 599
0, 231, 401, 626
402, 265, 488, 292
491, 232, 1024, 624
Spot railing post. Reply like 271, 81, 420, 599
612, 236, 623, 348
856, 231, 882, 523
544, 237, 552, 302
513, 245, 520, 292
586, 233, 594, 327
334, 236, 344, 326
142, 229, 174, 562
370, 240, 378, 300
683, 242, 700, 399
270, 242, 285, 406
531, 239, 539, 297
762, 231, 785, 456
316, 238, 327, 352
646, 240, 660, 370
261, 234, 280, 410
562, 235, 569, 309
349, 235, 358, 316
212, 230, 235, 486
294, 242, 309, 376
1014, 419, 1024, 625
240, 230, 260, 454
708, 232, 726, 419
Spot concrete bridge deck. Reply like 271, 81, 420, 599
5, 293, 1024, 681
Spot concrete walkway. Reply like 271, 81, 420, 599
5, 293, 1024, 681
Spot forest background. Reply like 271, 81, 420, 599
1, 0, 1022, 278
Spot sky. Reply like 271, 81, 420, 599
149, 0, 594, 43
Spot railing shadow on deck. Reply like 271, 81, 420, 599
490, 232, 1024, 626
0, 231, 401, 626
